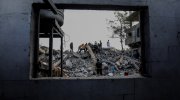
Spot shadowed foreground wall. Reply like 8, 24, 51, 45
0, 0, 180, 100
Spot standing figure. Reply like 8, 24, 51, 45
96, 59, 102, 75
70, 42, 73, 52
99, 40, 102, 49
107, 40, 110, 47
94, 41, 98, 46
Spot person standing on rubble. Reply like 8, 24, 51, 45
94, 41, 98, 46
107, 40, 110, 48
99, 40, 102, 49
96, 59, 102, 75
70, 42, 73, 52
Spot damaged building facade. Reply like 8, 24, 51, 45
125, 11, 141, 57
0, 0, 180, 100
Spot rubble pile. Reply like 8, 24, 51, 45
63, 51, 94, 77
38, 45, 140, 77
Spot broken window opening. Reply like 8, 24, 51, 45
30, 3, 150, 79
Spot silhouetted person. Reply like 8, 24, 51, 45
96, 59, 102, 75
70, 42, 73, 52
107, 40, 110, 47
94, 41, 98, 46
94, 44, 99, 53
99, 40, 102, 49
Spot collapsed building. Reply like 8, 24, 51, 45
38, 44, 140, 77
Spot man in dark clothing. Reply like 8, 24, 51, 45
94, 44, 99, 53
96, 59, 102, 75
99, 40, 102, 49
70, 42, 73, 52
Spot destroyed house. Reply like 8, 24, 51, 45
125, 11, 140, 47
125, 11, 141, 56
125, 23, 140, 48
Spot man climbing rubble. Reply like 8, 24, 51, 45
96, 59, 102, 75
78, 43, 87, 53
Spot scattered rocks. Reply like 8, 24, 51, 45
38, 45, 140, 77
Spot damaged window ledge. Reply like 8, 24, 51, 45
30, 73, 144, 80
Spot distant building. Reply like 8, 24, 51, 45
125, 11, 141, 57
125, 23, 140, 48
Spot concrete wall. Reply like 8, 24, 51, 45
0, 0, 180, 100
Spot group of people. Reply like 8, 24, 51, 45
90, 40, 111, 53
94, 40, 111, 49
94, 40, 102, 49
91, 40, 102, 53
69, 40, 111, 53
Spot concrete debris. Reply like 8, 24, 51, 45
108, 73, 113, 76
38, 45, 140, 77
65, 59, 72, 68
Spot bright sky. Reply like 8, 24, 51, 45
40, 10, 129, 51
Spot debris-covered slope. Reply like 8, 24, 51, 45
38, 45, 140, 77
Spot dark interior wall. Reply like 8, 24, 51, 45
0, 0, 180, 100
0, 0, 32, 80
148, 0, 180, 78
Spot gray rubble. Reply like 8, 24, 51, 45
38, 45, 140, 77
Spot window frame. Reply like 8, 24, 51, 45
30, 3, 150, 79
